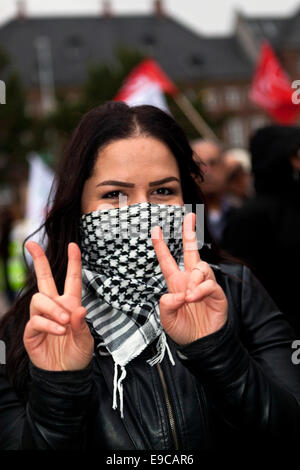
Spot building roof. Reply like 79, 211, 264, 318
0, 14, 253, 87
243, 16, 288, 46
193, 36, 253, 81
279, 10, 300, 47
241, 9, 300, 48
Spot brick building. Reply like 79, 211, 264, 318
1, 1, 300, 146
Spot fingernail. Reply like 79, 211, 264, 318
56, 325, 66, 333
186, 289, 192, 296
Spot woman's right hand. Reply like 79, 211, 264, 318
24, 242, 94, 371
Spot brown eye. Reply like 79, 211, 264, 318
102, 190, 124, 199
152, 188, 173, 196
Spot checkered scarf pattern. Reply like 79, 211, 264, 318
80, 202, 185, 368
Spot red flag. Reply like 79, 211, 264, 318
250, 42, 300, 124
114, 59, 178, 102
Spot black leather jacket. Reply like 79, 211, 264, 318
0, 263, 299, 450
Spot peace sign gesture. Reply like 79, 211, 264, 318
152, 213, 228, 346
24, 242, 94, 371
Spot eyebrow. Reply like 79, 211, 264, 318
96, 177, 180, 188
96, 180, 134, 188
149, 177, 180, 186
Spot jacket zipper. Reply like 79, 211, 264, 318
155, 361, 179, 450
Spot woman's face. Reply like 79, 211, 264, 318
81, 136, 184, 213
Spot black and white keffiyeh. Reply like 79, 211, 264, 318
80, 202, 185, 417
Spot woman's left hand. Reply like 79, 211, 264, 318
152, 212, 228, 345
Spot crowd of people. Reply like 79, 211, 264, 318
191, 126, 300, 336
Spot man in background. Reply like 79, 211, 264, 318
191, 139, 234, 245
223, 148, 254, 207
222, 125, 300, 336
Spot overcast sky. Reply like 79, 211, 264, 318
1, 0, 300, 35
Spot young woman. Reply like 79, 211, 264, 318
0, 102, 299, 450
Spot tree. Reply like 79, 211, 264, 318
44, 46, 145, 167
48, 47, 144, 135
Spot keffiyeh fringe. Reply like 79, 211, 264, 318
111, 330, 175, 418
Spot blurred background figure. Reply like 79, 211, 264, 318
223, 148, 254, 207
0, 207, 13, 315
223, 125, 300, 335
0, 204, 27, 317
191, 139, 235, 245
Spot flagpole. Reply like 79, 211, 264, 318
174, 93, 219, 142
114, 58, 219, 141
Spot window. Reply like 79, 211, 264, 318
64, 35, 85, 60
203, 88, 218, 112
249, 22, 260, 34
189, 54, 204, 67
226, 118, 245, 146
263, 21, 278, 38
224, 86, 241, 109
141, 34, 157, 47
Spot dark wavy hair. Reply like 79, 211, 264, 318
249, 125, 300, 195
0, 101, 224, 399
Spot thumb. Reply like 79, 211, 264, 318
159, 292, 185, 325
71, 306, 88, 335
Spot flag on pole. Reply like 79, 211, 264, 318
114, 59, 178, 112
115, 58, 217, 139
250, 42, 300, 124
